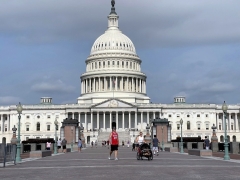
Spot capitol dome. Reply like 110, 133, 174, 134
90, 30, 136, 55
78, 3, 150, 104
90, 7, 136, 55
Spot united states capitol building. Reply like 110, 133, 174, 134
0, 2, 239, 144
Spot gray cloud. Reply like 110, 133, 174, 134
31, 80, 75, 94
0, 96, 21, 105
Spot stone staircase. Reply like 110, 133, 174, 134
97, 130, 131, 144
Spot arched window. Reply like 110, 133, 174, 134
187, 121, 190, 130
220, 135, 224, 142
36, 122, 40, 131
233, 135, 237, 142
227, 135, 230, 142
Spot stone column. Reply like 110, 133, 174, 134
139, 79, 142, 93
131, 78, 134, 92
110, 112, 112, 129
91, 112, 93, 131
97, 112, 99, 130
122, 112, 125, 130
8, 114, 10, 132
1, 114, 4, 133
116, 112, 119, 129
229, 114, 231, 131
136, 78, 139, 92
85, 112, 87, 131
93, 78, 96, 92
126, 77, 129, 91
141, 111, 143, 131
78, 113, 81, 124
110, 77, 112, 91
103, 112, 106, 130
235, 113, 239, 132
147, 112, 149, 125
135, 112, 137, 130
104, 77, 107, 91
129, 112, 131, 129
153, 112, 156, 119
99, 77, 101, 91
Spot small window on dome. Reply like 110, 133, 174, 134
117, 61, 119, 66
105, 43, 107, 47
122, 61, 124, 68
116, 43, 118, 46
99, 62, 101, 68
113, 61, 115, 66
120, 43, 122, 47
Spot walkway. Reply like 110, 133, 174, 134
1, 146, 240, 180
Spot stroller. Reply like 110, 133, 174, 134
136, 143, 153, 161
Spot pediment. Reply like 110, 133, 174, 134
92, 99, 135, 108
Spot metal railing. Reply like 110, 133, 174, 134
0, 142, 16, 168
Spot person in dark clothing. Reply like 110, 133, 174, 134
152, 135, 159, 155
204, 136, 210, 150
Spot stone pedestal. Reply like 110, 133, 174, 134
187, 142, 192, 150
211, 142, 219, 152
172, 142, 178, 148
197, 142, 204, 150
230, 142, 239, 154
211, 136, 218, 143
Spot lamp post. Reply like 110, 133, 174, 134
71, 127, 74, 152
54, 118, 58, 154
180, 118, 184, 153
16, 102, 22, 163
222, 101, 230, 160
161, 126, 165, 151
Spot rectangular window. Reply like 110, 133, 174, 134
5, 125, 7, 132
47, 115, 51, 119
47, 125, 50, 131
206, 124, 209, 130
197, 114, 200, 117
205, 114, 208, 118
26, 125, 29, 131
187, 121, 190, 130
231, 124, 234, 130
26, 137, 29, 140
177, 114, 180, 118
197, 124, 201, 130
219, 124, 221, 130
177, 124, 180, 130
37, 123, 40, 131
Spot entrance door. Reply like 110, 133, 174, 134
112, 122, 116, 129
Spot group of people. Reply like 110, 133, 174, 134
56, 137, 83, 153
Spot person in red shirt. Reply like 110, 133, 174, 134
108, 127, 119, 160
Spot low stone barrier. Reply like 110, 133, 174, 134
66, 148, 71, 152
188, 149, 212, 157
165, 147, 178, 153
29, 150, 52, 158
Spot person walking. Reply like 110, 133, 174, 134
62, 137, 67, 153
127, 140, 130, 148
152, 135, 159, 156
91, 141, 94, 148
46, 141, 51, 150
108, 127, 119, 160
78, 138, 82, 152
57, 138, 62, 151
204, 136, 210, 150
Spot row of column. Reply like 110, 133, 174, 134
68, 111, 160, 131
81, 76, 146, 94
87, 60, 141, 72
0, 114, 10, 133
216, 113, 239, 131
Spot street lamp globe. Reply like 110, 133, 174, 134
180, 118, 183, 125
16, 102, 23, 114
54, 118, 58, 126
222, 101, 228, 113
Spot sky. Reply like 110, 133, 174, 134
0, 0, 240, 106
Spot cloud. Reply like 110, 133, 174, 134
31, 80, 75, 94
0, 96, 21, 105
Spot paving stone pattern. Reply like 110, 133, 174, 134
1, 146, 240, 180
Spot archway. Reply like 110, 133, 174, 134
233, 135, 237, 142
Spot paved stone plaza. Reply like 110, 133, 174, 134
1, 147, 240, 180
